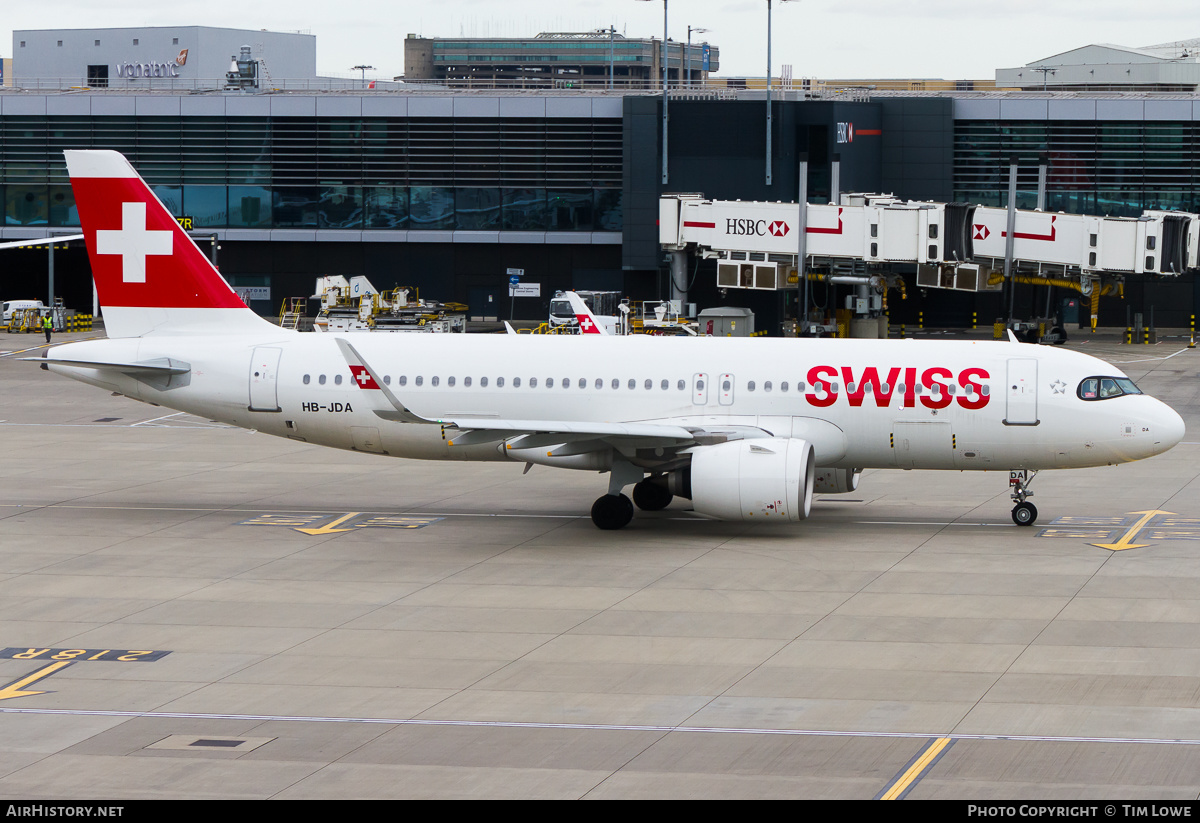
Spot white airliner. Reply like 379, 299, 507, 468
33, 150, 1186, 530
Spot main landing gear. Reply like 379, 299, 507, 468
631, 477, 673, 511
591, 493, 634, 530
1009, 469, 1038, 526
590, 470, 674, 530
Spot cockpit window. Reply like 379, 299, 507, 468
1078, 376, 1142, 401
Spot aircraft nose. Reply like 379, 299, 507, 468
1150, 399, 1186, 453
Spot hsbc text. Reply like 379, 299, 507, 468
726, 218, 771, 236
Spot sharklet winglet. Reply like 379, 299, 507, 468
333, 338, 435, 425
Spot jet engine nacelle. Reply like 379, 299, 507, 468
813, 467, 861, 494
687, 438, 815, 522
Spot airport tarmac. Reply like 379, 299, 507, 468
1, 328, 1199, 799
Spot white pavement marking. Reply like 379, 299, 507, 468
3, 707, 1200, 746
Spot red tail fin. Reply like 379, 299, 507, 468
65, 150, 270, 337
564, 291, 608, 335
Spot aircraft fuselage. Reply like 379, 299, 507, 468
47, 332, 1182, 473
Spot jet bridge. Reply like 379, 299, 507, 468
660, 193, 1200, 335
660, 194, 1200, 288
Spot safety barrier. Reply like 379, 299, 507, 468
4, 313, 93, 333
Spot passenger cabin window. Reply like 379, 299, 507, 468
1078, 376, 1142, 401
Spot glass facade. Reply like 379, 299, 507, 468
955, 120, 1200, 216
0, 114, 623, 231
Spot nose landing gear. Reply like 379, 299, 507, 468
1010, 470, 1038, 526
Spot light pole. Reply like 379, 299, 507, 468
687, 26, 709, 88
351, 64, 374, 89
638, 0, 670, 184
1032, 66, 1055, 92
599, 26, 617, 89
766, 0, 798, 186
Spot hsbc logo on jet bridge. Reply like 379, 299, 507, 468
725, 219, 790, 237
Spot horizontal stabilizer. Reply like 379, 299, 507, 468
0, 235, 84, 250
22, 356, 190, 375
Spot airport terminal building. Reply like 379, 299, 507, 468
2, 27, 1199, 329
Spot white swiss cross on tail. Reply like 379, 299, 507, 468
96, 202, 174, 283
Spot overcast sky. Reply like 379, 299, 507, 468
4, 1, 1200, 81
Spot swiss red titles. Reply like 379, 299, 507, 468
805, 365, 990, 409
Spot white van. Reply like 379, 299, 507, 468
2, 300, 45, 323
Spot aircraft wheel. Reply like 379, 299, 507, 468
1012, 501, 1038, 527
632, 479, 673, 511
591, 493, 635, 530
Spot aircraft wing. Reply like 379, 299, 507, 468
339, 338, 772, 454
376, 411, 773, 454
435, 418, 696, 446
